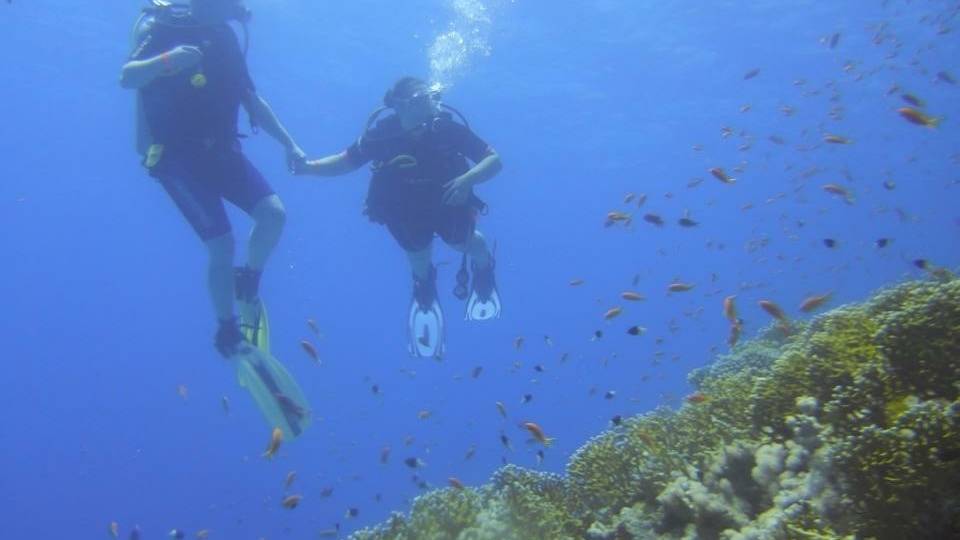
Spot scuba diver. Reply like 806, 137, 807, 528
119, 0, 311, 438
296, 77, 503, 359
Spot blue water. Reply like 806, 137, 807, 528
2, 1, 958, 538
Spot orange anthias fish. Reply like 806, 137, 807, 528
281, 494, 303, 509
686, 392, 708, 404
604, 307, 623, 320
822, 133, 853, 144
299, 340, 319, 362
799, 292, 833, 313
709, 167, 736, 184
668, 282, 696, 293
522, 422, 555, 446
722, 295, 738, 323
758, 300, 789, 323
897, 107, 940, 128
822, 183, 854, 204
621, 291, 645, 301
605, 211, 632, 227
728, 322, 743, 348
448, 477, 465, 490
263, 427, 283, 459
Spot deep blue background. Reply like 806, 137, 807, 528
1, 1, 958, 538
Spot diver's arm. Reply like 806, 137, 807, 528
457, 151, 502, 187
120, 46, 203, 89
242, 91, 301, 152
299, 152, 363, 177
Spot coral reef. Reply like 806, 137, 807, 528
348, 279, 960, 540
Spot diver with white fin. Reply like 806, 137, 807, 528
296, 77, 503, 359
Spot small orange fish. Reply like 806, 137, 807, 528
897, 107, 940, 128
263, 427, 283, 459
448, 477, 465, 490
604, 307, 623, 320
569, 278, 585, 286
668, 282, 696, 293
607, 211, 631, 222
281, 494, 303, 509
709, 167, 736, 184
822, 133, 853, 144
284, 470, 297, 489
758, 300, 789, 322
822, 183, 854, 203
722, 295, 738, 323
728, 322, 742, 348
621, 291, 645, 301
686, 392, 708, 404
522, 422, 555, 446
799, 292, 832, 313
495, 401, 508, 418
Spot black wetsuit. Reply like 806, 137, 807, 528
132, 19, 272, 240
345, 113, 494, 252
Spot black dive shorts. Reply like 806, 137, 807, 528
148, 142, 274, 241
386, 204, 478, 252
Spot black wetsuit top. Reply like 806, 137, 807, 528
346, 113, 493, 222
132, 19, 254, 147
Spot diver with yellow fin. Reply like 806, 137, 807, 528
120, 0, 310, 437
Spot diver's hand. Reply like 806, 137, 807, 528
163, 45, 203, 74
286, 145, 307, 174
442, 176, 473, 206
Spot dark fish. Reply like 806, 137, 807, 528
677, 217, 699, 227
604, 390, 616, 400
936, 71, 956, 84
371, 384, 380, 394
743, 68, 761, 80
626, 325, 645, 336
170, 530, 185, 539
875, 238, 891, 248
404, 457, 424, 469
823, 238, 837, 248
829, 32, 841, 48
521, 393, 533, 404
320, 487, 334, 497
901, 93, 925, 107
471, 366, 483, 379
643, 213, 664, 226
611, 415, 623, 426
913, 259, 929, 269
882, 180, 896, 190
129, 526, 141, 540
533, 364, 545, 373
593, 330, 603, 340
347, 508, 359, 518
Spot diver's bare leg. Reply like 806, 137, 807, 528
205, 232, 236, 321
406, 243, 434, 281
247, 195, 287, 271
450, 229, 491, 269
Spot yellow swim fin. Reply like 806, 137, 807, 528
239, 299, 271, 355
234, 344, 311, 440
